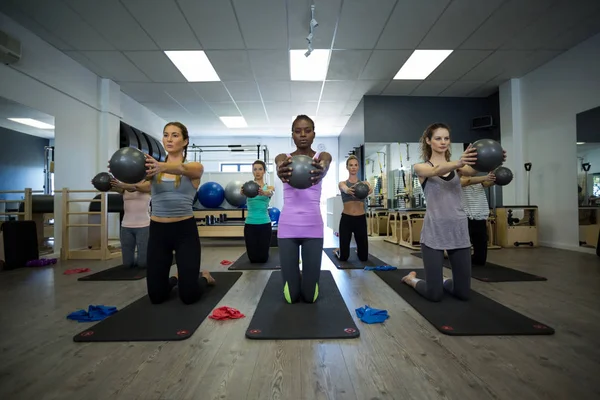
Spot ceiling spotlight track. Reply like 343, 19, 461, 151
305, 4, 318, 57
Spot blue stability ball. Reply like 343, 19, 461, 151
198, 182, 225, 208
268, 207, 281, 224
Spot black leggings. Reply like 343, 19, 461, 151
244, 223, 272, 263
146, 217, 207, 305
338, 213, 368, 261
416, 243, 471, 302
279, 238, 323, 303
468, 219, 488, 266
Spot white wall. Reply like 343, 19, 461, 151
120, 93, 166, 140
189, 135, 339, 213
500, 32, 600, 250
0, 12, 166, 252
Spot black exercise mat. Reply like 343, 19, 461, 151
228, 248, 281, 270
410, 252, 547, 282
246, 270, 360, 340
374, 268, 554, 336
323, 248, 390, 269
73, 272, 242, 342
78, 264, 148, 281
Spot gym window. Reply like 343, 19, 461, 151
220, 163, 273, 172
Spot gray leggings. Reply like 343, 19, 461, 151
278, 238, 323, 303
121, 226, 149, 268
417, 243, 471, 301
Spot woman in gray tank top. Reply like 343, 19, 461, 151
401, 123, 506, 301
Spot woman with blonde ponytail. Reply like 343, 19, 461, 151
401, 123, 506, 302
144, 122, 215, 305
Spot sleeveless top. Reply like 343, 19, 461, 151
420, 161, 471, 250
121, 190, 151, 228
277, 152, 323, 239
150, 171, 198, 218
245, 184, 271, 225
340, 179, 366, 203
461, 184, 490, 220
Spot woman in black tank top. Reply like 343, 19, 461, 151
335, 155, 372, 262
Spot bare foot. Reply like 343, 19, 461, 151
401, 271, 418, 287
202, 270, 216, 285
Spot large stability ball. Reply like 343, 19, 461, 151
198, 182, 225, 208
471, 139, 504, 172
109, 147, 147, 184
494, 166, 513, 186
288, 155, 315, 189
268, 207, 280, 224
92, 172, 112, 192
225, 180, 247, 207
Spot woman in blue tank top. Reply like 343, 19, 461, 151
143, 122, 215, 305
241, 160, 274, 263
401, 123, 505, 302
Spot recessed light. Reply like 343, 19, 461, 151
290, 49, 330, 81
393, 50, 453, 80
7, 118, 54, 129
577, 142, 586, 145
220, 116, 247, 128
164, 51, 220, 82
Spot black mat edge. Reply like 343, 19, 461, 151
227, 249, 281, 270
77, 265, 148, 281
373, 268, 555, 336
410, 252, 548, 282
323, 248, 389, 270
245, 270, 360, 340
73, 271, 243, 342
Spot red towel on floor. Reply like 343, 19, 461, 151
64, 268, 91, 275
220, 260, 232, 265
209, 306, 245, 320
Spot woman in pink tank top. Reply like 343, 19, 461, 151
109, 179, 151, 269
275, 115, 332, 304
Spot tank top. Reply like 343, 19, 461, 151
340, 179, 366, 203
245, 184, 271, 225
121, 191, 151, 228
150, 172, 198, 218
419, 161, 471, 250
277, 152, 323, 239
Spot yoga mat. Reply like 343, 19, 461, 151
73, 272, 242, 342
78, 265, 148, 281
410, 252, 547, 282
246, 271, 360, 340
228, 248, 281, 270
323, 248, 390, 270
374, 268, 554, 336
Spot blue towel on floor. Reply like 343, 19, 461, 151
364, 265, 397, 271
67, 305, 118, 322
355, 305, 389, 324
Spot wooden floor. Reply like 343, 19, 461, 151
1, 234, 600, 400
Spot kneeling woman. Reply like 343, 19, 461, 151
243, 160, 274, 262
336, 155, 372, 261
276, 115, 331, 304
144, 122, 214, 305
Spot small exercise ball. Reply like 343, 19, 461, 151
225, 180, 247, 207
198, 182, 225, 208
288, 155, 315, 189
268, 207, 280, 224
494, 166, 513, 186
242, 181, 260, 198
471, 139, 504, 172
353, 182, 369, 200
92, 172, 112, 192
109, 147, 147, 184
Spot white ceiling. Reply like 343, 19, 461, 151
2, 0, 600, 139
0, 96, 55, 139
